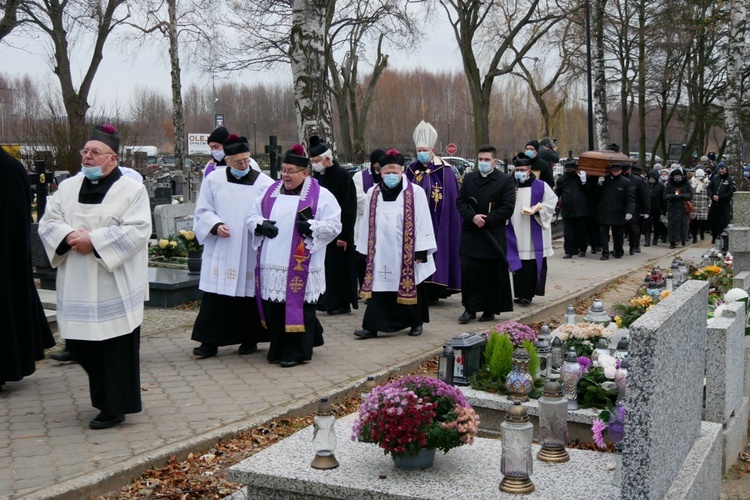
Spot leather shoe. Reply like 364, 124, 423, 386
354, 330, 378, 339
280, 360, 298, 368
629, 247, 636, 255
89, 413, 125, 430
600, 254, 609, 260
591, 247, 599, 254
669, 242, 676, 249
193, 343, 218, 358
635, 247, 641, 253
327, 306, 351, 315
613, 253, 623, 259
458, 311, 475, 324
408, 325, 423, 336
50, 350, 75, 362
578, 250, 586, 257
563, 253, 573, 259
238, 343, 258, 355
519, 298, 532, 306
478, 313, 495, 322
644, 241, 651, 247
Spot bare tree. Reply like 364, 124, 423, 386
591, 0, 610, 149
438, 0, 566, 149
0, 0, 23, 40
18, 0, 129, 172
724, 0, 745, 175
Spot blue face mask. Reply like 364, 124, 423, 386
383, 173, 401, 188
524, 150, 536, 159
477, 161, 492, 175
514, 171, 529, 183
230, 167, 250, 178
81, 164, 104, 181
417, 151, 432, 164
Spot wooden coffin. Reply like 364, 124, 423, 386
578, 151, 633, 176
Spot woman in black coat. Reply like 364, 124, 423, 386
663, 168, 693, 248
645, 169, 664, 246
706, 162, 737, 243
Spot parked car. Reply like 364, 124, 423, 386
442, 156, 474, 176
628, 152, 662, 164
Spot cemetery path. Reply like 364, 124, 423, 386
2, 239, 714, 499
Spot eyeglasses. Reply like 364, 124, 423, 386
79, 149, 113, 157
281, 168, 306, 176
230, 157, 252, 167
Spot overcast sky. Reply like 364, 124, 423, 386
0, 11, 462, 109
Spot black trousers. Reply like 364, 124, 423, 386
460, 256, 513, 314
624, 218, 642, 250
362, 284, 429, 333
563, 216, 588, 254
262, 301, 323, 363
599, 224, 624, 257
512, 258, 548, 301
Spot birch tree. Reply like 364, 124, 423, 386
591, 0, 610, 150
722, 0, 744, 174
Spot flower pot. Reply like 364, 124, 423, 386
391, 447, 436, 470
187, 251, 202, 275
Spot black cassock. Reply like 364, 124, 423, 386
0, 147, 55, 388
455, 169, 516, 315
314, 162, 358, 313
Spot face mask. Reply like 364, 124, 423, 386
524, 150, 536, 159
211, 150, 225, 162
661, 175, 668, 182
383, 173, 401, 188
417, 151, 431, 164
514, 171, 528, 183
81, 164, 104, 181
312, 161, 325, 173
477, 161, 492, 175
673, 176, 682, 182
230, 167, 250, 178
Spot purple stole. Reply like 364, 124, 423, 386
360, 181, 418, 305
255, 177, 320, 332
506, 179, 545, 293
362, 169, 374, 194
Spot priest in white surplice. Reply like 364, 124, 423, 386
248, 147, 341, 367
190, 134, 275, 358
38, 124, 151, 430
354, 149, 437, 339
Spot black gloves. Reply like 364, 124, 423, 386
297, 208, 313, 237
256, 220, 278, 238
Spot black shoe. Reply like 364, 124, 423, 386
669, 242, 676, 249
652, 239, 658, 246
629, 248, 636, 255
613, 253, 623, 259
354, 330, 378, 339
513, 298, 522, 304
458, 311, 475, 324
519, 298, 532, 306
591, 247, 600, 254
280, 360, 298, 368
600, 254, 609, 260
50, 350, 75, 362
700, 234, 705, 241
408, 325, 423, 336
693, 236, 697, 244
579, 250, 586, 257
681, 240, 686, 246
644, 240, 651, 247
478, 313, 495, 322
89, 413, 125, 430
635, 247, 641, 253
238, 343, 258, 355
563, 253, 573, 259
327, 306, 351, 315
193, 343, 218, 358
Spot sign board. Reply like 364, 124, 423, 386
187, 133, 211, 155
215, 114, 224, 128
667, 143, 685, 162
446, 143, 458, 155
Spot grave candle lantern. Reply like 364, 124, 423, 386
614, 337, 628, 362
500, 402, 535, 494
550, 337, 564, 376
583, 299, 611, 326
564, 304, 576, 325
537, 380, 570, 463
534, 335, 550, 379
505, 346, 534, 402
561, 349, 583, 410
591, 338, 610, 363
615, 357, 629, 401
438, 345, 455, 385
311, 397, 339, 469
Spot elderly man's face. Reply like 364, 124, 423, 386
281, 163, 308, 191
80, 140, 117, 176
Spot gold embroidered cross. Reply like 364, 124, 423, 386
226, 268, 238, 281
431, 184, 442, 211
290, 276, 304, 293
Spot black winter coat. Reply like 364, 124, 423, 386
530, 155, 555, 188
625, 173, 650, 216
554, 171, 589, 218
596, 174, 635, 225
314, 161, 357, 244
707, 173, 737, 210
646, 171, 665, 213
456, 169, 516, 259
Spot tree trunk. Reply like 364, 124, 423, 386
167, 0, 185, 174
592, 0, 610, 150
0, 0, 22, 41
637, 0, 646, 167
724, 0, 745, 177
290, 0, 335, 151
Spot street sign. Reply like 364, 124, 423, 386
446, 143, 458, 155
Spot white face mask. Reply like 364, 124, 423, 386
477, 161, 492, 175
211, 150, 225, 162
312, 161, 325, 173
514, 171, 529, 183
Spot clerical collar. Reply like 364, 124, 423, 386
281, 184, 303, 195
380, 179, 403, 201
79, 167, 123, 204
225, 167, 259, 185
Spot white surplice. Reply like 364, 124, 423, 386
509, 179, 558, 259
193, 169, 275, 297
38, 175, 152, 341
355, 177, 437, 292
248, 178, 342, 303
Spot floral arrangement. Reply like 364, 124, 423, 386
592, 402, 626, 449
578, 352, 619, 409
149, 234, 187, 260
487, 320, 537, 346
176, 229, 202, 253
556, 322, 614, 357
612, 290, 671, 329
713, 287, 750, 335
689, 262, 734, 296
353, 375, 479, 457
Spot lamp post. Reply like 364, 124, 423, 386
253, 121, 257, 156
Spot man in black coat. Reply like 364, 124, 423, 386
644, 169, 665, 246
538, 137, 559, 167
622, 163, 650, 254
554, 160, 589, 258
597, 163, 635, 260
455, 145, 516, 324
1, 146, 56, 391
309, 136, 359, 315
524, 140, 555, 188
707, 162, 737, 243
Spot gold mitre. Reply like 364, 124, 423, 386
413, 120, 438, 149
